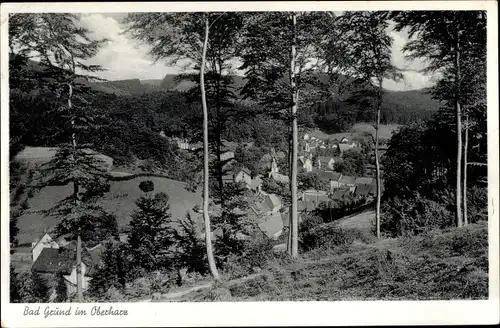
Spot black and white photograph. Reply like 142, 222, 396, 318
1, 1, 498, 327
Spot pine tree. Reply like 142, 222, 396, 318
88, 240, 129, 297
54, 272, 68, 302
10, 13, 112, 301
173, 213, 208, 275
127, 192, 176, 272
17, 271, 50, 303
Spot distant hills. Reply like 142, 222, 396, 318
15, 57, 442, 120
89, 74, 441, 118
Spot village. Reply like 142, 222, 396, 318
6, 9, 489, 308
20, 125, 390, 296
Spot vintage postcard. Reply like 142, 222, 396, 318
1, 1, 499, 327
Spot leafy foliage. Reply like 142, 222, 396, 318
139, 180, 155, 193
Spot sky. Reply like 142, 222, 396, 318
80, 13, 436, 91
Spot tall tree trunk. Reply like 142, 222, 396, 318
215, 57, 225, 214
68, 82, 83, 301
463, 115, 469, 226
289, 13, 299, 258
76, 234, 83, 300
201, 17, 220, 280
455, 24, 463, 228
374, 78, 382, 239
287, 124, 292, 253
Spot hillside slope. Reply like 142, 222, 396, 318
15, 175, 202, 245
181, 222, 488, 301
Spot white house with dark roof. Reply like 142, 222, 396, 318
31, 233, 60, 262
31, 243, 102, 295
234, 166, 252, 187
299, 155, 313, 172
317, 156, 336, 170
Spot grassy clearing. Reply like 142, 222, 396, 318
351, 123, 400, 140
15, 176, 202, 245
192, 222, 487, 301
309, 123, 400, 142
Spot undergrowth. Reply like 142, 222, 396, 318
223, 222, 488, 301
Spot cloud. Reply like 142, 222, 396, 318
386, 27, 434, 91
79, 13, 435, 91
79, 14, 180, 81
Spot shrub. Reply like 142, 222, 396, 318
221, 239, 274, 279
299, 221, 356, 253
138, 180, 155, 193
381, 192, 454, 237
466, 186, 488, 223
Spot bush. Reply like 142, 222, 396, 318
381, 192, 454, 237
299, 221, 356, 253
221, 239, 274, 279
139, 180, 155, 193
124, 271, 174, 299
466, 186, 488, 223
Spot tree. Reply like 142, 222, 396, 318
16, 271, 50, 303
391, 10, 487, 227
201, 15, 221, 280
54, 272, 68, 302
88, 240, 130, 297
125, 12, 232, 280
331, 12, 402, 238
173, 213, 209, 275
127, 192, 176, 272
240, 12, 335, 257
10, 266, 22, 302
139, 180, 155, 193
9, 13, 110, 301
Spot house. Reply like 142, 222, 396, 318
31, 245, 101, 294
318, 171, 342, 190
354, 183, 373, 198
299, 155, 313, 172
303, 133, 310, 141
354, 177, 375, 186
173, 137, 190, 150
250, 175, 263, 193
338, 143, 354, 154
250, 199, 273, 217
302, 189, 329, 203
234, 166, 252, 187
317, 156, 336, 170
257, 211, 284, 240
222, 166, 252, 188
266, 194, 283, 212
32, 233, 60, 262
340, 137, 350, 144
338, 175, 356, 193
270, 172, 290, 184
221, 151, 235, 162
331, 188, 353, 201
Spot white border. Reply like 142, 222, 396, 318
1, 2, 499, 327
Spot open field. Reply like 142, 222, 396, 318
351, 123, 400, 140
15, 176, 202, 245
309, 123, 400, 142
